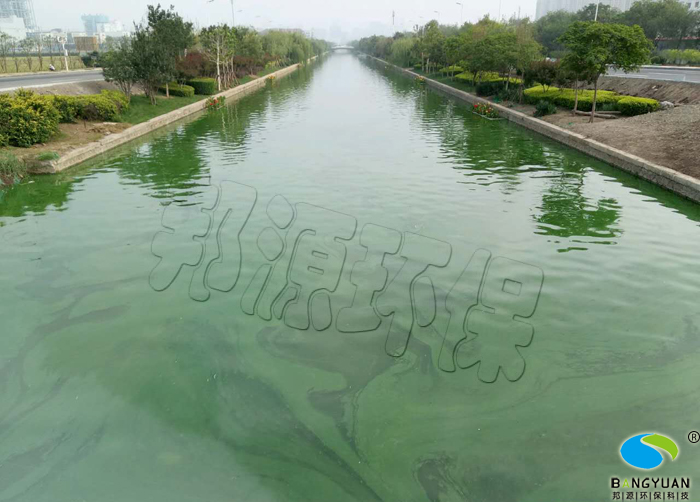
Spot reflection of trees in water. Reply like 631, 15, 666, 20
115, 63, 319, 206
0, 174, 75, 218
534, 171, 622, 251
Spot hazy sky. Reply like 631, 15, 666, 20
34, 0, 538, 41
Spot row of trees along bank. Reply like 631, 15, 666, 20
354, 7, 653, 122
102, 4, 331, 105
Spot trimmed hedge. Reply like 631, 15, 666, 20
439, 65, 464, 75
617, 97, 659, 116
187, 78, 218, 95
524, 86, 621, 112
0, 92, 60, 147
523, 87, 660, 116
159, 83, 195, 97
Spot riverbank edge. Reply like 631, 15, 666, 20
367, 55, 700, 204
31, 56, 320, 175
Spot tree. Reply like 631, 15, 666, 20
535, 11, 576, 56
43, 35, 54, 67
235, 27, 263, 75
0, 34, 11, 73
527, 60, 559, 92
389, 36, 416, 68
443, 36, 463, 77
199, 25, 234, 91
102, 37, 138, 102
131, 22, 170, 104
19, 38, 35, 71
622, 0, 700, 48
147, 4, 194, 97
422, 20, 445, 73
35, 35, 43, 69
575, 3, 622, 23
559, 22, 651, 122
655, 0, 700, 48
11, 38, 20, 72
512, 20, 543, 98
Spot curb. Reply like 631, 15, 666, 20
368, 56, 700, 204
34, 58, 319, 174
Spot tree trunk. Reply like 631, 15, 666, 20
589, 77, 599, 123
166, 82, 170, 98
573, 80, 579, 115
216, 42, 221, 91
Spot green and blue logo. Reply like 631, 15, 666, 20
620, 433, 679, 470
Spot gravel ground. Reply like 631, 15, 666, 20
565, 105, 700, 179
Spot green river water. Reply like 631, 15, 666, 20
1, 52, 700, 502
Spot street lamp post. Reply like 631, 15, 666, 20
59, 37, 69, 72
456, 2, 463, 25
594, 0, 600, 21
434, 10, 440, 22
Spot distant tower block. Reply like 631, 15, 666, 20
0, 0, 37, 31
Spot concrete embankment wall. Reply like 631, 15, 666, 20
595, 76, 700, 105
367, 56, 700, 204
37, 57, 319, 174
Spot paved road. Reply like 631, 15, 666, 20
0, 69, 104, 91
607, 66, 700, 83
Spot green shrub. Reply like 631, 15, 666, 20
50, 95, 80, 122
0, 91, 60, 147
662, 49, 700, 65
534, 100, 557, 117
158, 83, 195, 97
476, 80, 506, 96
49, 90, 128, 123
99, 90, 129, 113
0, 153, 26, 184
187, 78, 218, 95
523, 86, 621, 112
0, 132, 8, 147
616, 97, 659, 116
76, 95, 119, 121
439, 65, 463, 75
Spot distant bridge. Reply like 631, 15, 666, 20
331, 45, 355, 51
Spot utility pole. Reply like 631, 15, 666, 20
456, 2, 463, 25
231, 0, 235, 26
392, 10, 395, 26
498, 0, 502, 21
594, 0, 600, 21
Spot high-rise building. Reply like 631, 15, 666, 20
0, 0, 36, 32
535, 0, 634, 20
81, 14, 109, 36
0, 14, 26, 39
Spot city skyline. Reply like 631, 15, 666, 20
29, 0, 540, 41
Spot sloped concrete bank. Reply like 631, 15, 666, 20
34, 57, 319, 174
366, 55, 700, 204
